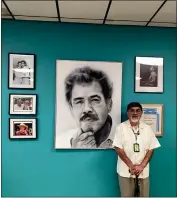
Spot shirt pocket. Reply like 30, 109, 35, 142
122, 135, 134, 155
140, 135, 150, 153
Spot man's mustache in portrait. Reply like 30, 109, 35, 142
80, 112, 98, 122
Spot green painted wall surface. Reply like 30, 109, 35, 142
2, 19, 176, 197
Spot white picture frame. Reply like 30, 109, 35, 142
8, 53, 35, 89
9, 118, 37, 139
9, 94, 37, 115
54, 60, 123, 149
140, 104, 163, 137
135, 56, 164, 93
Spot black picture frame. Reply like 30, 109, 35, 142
9, 94, 37, 115
134, 56, 164, 93
9, 118, 37, 139
8, 53, 36, 89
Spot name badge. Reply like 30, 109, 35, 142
134, 143, 140, 152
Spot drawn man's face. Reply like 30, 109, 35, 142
70, 81, 112, 133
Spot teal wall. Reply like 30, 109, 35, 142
2, 19, 176, 197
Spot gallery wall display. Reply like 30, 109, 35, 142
9, 118, 37, 139
140, 104, 163, 137
8, 53, 36, 89
9, 94, 37, 115
55, 60, 123, 149
135, 56, 164, 93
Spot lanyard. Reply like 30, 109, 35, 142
131, 128, 139, 143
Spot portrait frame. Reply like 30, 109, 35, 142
9, 94, 37, 115
135, 56, 164, 93
8, 53, 36, 89
9, 118, 37, 139
140, 104, 163, 137
54, 59, 123, 149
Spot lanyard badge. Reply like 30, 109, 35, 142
132, 128, 140, 152
134, 143, 140, 152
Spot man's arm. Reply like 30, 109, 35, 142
141, 149, 154, 168
135, 149, 154, 176
114, 146, 135, 173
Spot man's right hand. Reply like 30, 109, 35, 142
129, 164, 136, 175
71, 132, 97, 148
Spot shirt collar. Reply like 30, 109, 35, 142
98, 118, 117, 148
72, 116, 117, 148
125, 119, 144, 130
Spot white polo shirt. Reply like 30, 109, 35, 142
113, 120, 161, 179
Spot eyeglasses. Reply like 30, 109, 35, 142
128, 109, 142, 113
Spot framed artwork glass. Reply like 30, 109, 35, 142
9, 94, 37, 115
9, 118, 37, 139
54, 60, 123, 149
140, 104, 163, 137
8, 53, 36, 89
135, 56, 164, 93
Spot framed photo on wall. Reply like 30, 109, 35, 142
8, 53, 36, 89
54, 60, 123, 149
135, 56, 164, 93
9, 94, 37, 115
140, 104, 163, 137
9, 118, 37, 139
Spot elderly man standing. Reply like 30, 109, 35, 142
113, 102, 161, 197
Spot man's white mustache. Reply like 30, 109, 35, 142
131, 116, 139, 119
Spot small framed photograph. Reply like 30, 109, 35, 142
140, 104, 163, 137
9, 94, 37, 115
135, 56, 164, 93
9, 118, 37, 139
8, 53, 36, 89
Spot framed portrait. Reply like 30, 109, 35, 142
8, 53, 36, 89
140, 104, 163, 137
54, 60, 122, 149
9, 94, 37, 115
135, 56, 164, 93
9, 118, 37, 139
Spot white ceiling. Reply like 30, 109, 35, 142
1, 0, 176, 27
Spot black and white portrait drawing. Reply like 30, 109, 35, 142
55, 60, 122, 149
9, 118, 37, 139
135, 56, 163, 93
9, 94, 37, 115
8, 53, 35, 89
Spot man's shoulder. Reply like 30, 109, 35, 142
117, 120, 129, 128
139, 121, 152, 129
114, 120, 130, 133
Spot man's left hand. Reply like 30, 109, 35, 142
134, 164, 144, 176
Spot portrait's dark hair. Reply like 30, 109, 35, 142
65, 66, 113, 105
